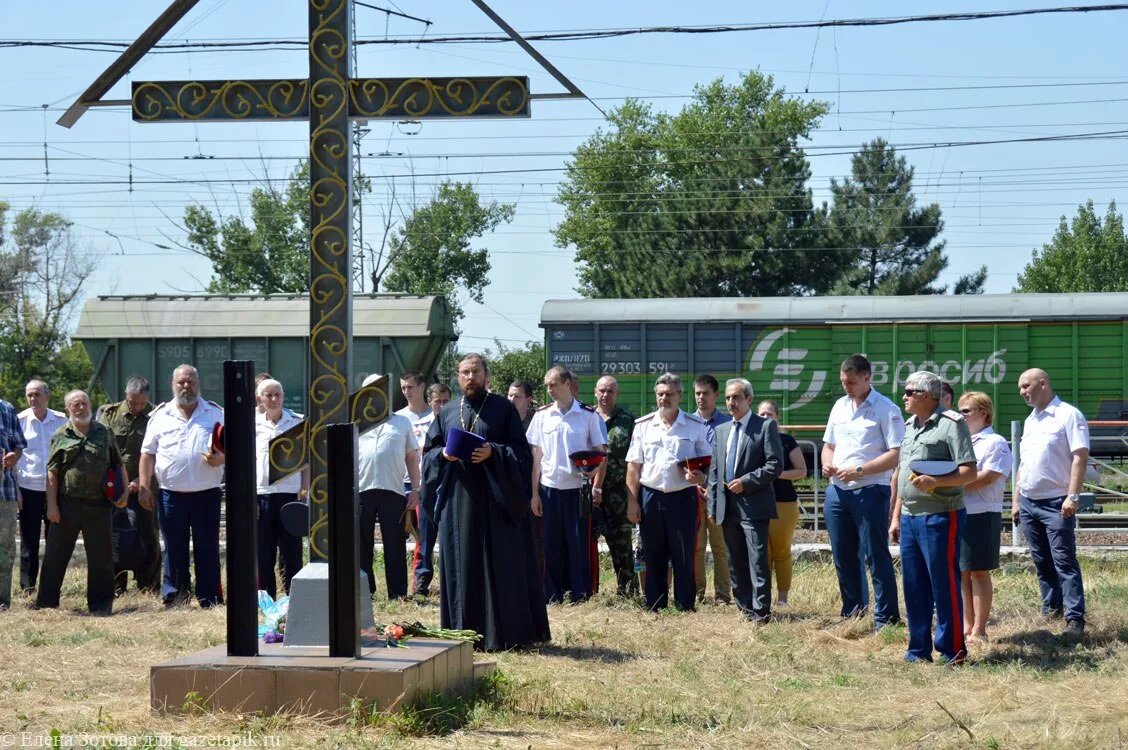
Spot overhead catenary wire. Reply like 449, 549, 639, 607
6, 5, 1128, 53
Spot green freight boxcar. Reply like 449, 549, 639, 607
541, 294, 1128, 437
75, 294, 455, 413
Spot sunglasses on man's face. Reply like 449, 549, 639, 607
959, 408, 976, 414
903, 389, 925, 397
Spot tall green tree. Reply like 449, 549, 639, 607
0, 203, 99, 405
485, 339, 545, 396
381, 181, 514, 327
828, 138, 985, 295
1015, 200, 1128, 292
555, 72, 844, 298
181, 165, 510, 325
182, 162, 312, 294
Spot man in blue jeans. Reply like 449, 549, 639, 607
139, 365, 225, 608
1013, 368, 1089, 639
821, 355, 905, 627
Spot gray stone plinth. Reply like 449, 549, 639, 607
282, 561, 375, 647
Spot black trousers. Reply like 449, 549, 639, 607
722, 516, 773, 621
36, 495, 116, 614
18, 487, 49, 590
256, 493, 303, 599
114, 490, 162, 594
359, 488, 408, 599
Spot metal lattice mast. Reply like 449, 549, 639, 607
350, 3, 368, 293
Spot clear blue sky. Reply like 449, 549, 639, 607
2, 1, 1127, 352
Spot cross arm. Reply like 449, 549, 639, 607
133, 76, 530, 123
267, 375, 392, 484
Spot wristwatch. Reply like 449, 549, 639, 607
1065, 493, 1080, 503
855, 465, 865, 477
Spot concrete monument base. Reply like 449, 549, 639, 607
151, 637, 478, 716
282, 561, 375, 647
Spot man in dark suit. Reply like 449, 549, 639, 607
708, 378, 784, 623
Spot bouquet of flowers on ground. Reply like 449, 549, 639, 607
360, 621, 482, 647
257, 591, 289, 643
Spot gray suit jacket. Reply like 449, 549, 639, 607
708, 414, 784, 524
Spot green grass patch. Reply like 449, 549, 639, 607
350, 669, 511, 736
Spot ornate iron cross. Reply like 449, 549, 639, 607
130, 0, 527, 560
59, 0, 583, 563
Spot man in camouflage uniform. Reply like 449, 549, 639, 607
98, 376, 161, 595
0, 396, 27, 610
593, 375, 638, 596
36, 390, 125, 615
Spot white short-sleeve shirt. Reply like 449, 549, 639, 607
17, 407, 67, 492
141, 399, 225, 492
965, 427, 1013, 514
626, 410, 712, 493
396, 405, 434, 485
358, 413, 416, 495
526, 399, 607, 490
822, 387, 905, 489
1019, 396, 1089, 500
255, 408, 303, 494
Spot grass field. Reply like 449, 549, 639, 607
2, 552, 1127, 749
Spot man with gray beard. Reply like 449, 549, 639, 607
36, 390, 125, 615
139, 365, 226, 608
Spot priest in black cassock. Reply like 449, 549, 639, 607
421, 353, 551, 651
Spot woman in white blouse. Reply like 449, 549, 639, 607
957, 391, 1013, 643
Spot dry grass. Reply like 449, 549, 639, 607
2, 553, 1128, 749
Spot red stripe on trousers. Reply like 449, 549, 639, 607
947, 510, 965, 658
410, 505, 422, 575
589, 514, 598, 594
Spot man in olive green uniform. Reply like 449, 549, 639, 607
36, 390, 126, 615
98, 376, 160, 595
594, 376, 638, 596
889, 371, 976, 664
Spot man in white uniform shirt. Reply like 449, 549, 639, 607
528, 366, 607, 604
139, 365, 225, 608
254, 379, 306, 600
1014, 368, 1089, 638
626, 373, 712, 612
821, 354, 904, 627
16, 379, 66, 593
394, 370, 438, 597
360, 372, 421, 600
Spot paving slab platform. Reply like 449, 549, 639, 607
151, 638, 476, 716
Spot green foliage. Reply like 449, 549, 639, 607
555, 72, 843, 298
181, 690, 208, 714
0, 203, 100, 405
485, 339, 545, 394
381, 181, 514, 327
352, 669, 511, 736
829, 138, 984, 295
1015, 200, 1128, 292
183, 162, 311, 294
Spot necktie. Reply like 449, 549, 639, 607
726, 419, 742, 483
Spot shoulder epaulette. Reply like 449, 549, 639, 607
206, 399, 222, 410
536, 403, 552, 412
941, 409, 963, 422
635, 411, 656, 424
50, 408, 66, 418
580, 402, 596, 412
153, 401, 167, 412
684, 412, 704, 424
